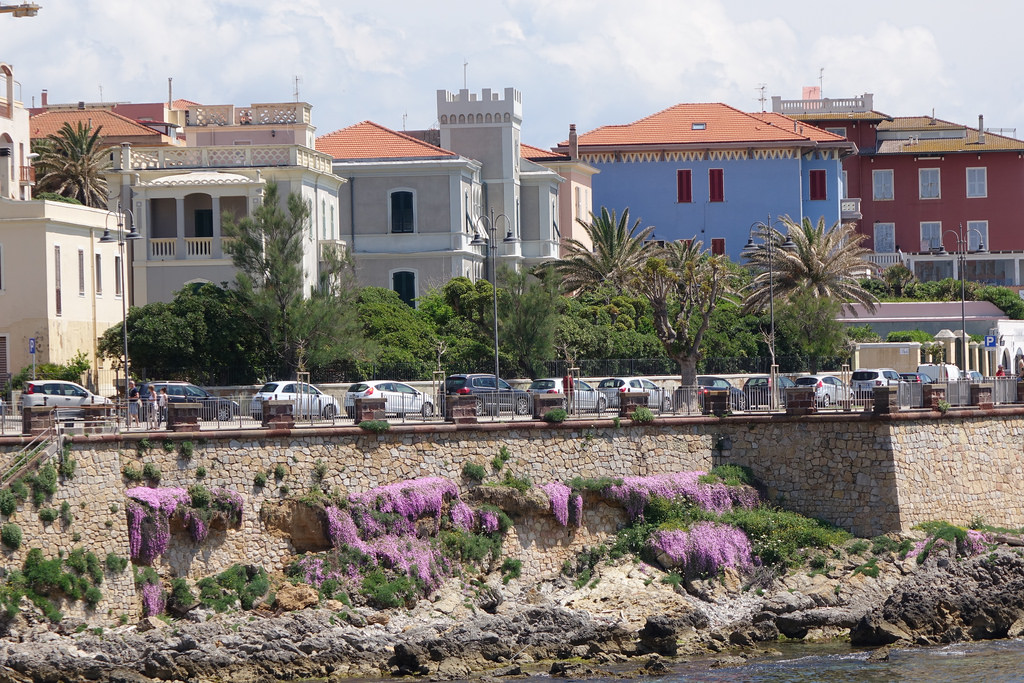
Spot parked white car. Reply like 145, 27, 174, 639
344, 381, 434, 418
20, 380, 111, 409
916, 363, 963, 383
250, 381, 340, 419
595, 376, 672, 410
850, 368, 902, 394
527, 377, 608, 412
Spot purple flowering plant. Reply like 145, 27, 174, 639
650, 522, 753, 578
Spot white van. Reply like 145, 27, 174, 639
916, 363, 962, 383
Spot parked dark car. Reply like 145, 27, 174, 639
444, 374, 531, 415
899, 372, 928, 383
139, 381, 240, 422
697, 376, 747, 411
742, 374, 796, 408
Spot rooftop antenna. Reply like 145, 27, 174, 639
98, 84, 103, 101
293, 75, 301, 102
756, 83, 767, 111
818, 67, 824, 96
463, 59, 468, 89
402, 111, 407, 131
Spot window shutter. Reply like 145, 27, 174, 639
709, 169, 724, 202
676, 169, 692, 203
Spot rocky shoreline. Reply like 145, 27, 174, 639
3, 537, 1024, 682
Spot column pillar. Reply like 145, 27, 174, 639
970, 342, 980, 373
211, 195, 222, 259
175, 197, 186, 259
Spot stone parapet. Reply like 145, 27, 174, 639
970, 383, 993, 410
923, 385, 946, 410
618, 391, 649, 418
532, 393, 566, 419
353, 397, 386, 422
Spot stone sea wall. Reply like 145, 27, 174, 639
2, 408, 1024, 623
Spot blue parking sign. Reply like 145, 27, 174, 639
29, 338, 35, 354
985, 335, 997, 348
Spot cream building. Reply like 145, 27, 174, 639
0, 62, 33, 201
107, 101, 345, 305
0, 198, 128, 390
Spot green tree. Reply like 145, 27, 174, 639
356, 287, 438, 376
8, 351, 92, 390
632, 239, 735, 386
775, 290, 846, 373
553, 207, 656, 295
97, 283, 268, 384
498, 267, 560, 378
32, 122, 110, 208
222, 182, 366, 378
744, 216, 877, 314
882, 263, 915, 298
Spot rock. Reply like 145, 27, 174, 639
136, 616, 167, 633
467, 485, 550, 515
867, 645, 891, 662
638, 611, 709, 655
1008, 616, 1024, 638
490, 664, 522, 676
275, 582, 320, 611
259, 500, 331, 552
478, 587, 504, 614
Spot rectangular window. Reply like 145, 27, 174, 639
920, 222, 941, 252
391, 191, 414, 233
967, 221, 988, 251
78, 248, 85, 296
194, 209, 213, 238
872, 169, 894, 200
841, 170, 848, 199
676, 169, 692, 203
967, 167, 987, 198
809, 169, 827, 200
874, 223, 895, 253
826, 127, 847, 137
710, 238, 725, 255
708, 168, 724, 202
919, 168, 940, 199
115, 254, 123, 298
54, 245, 62, 316
95, 254, 102, 294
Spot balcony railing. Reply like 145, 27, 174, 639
19, 165, 34, 184
771, 94, 874, 115
150, 239, 175, 258
866, 252, 905, 269
149, 238, 218, 260
187, 103, 311, 127
123, 144, 333, 174
185, 238, 212, 257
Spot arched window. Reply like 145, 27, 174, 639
392, 270, 416, 307
390, 190, 415, 233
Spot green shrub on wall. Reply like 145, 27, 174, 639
1, 523, 21, 549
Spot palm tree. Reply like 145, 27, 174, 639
553, 207, 656, 294
743, 215, 877, 314
33, 121, 111, 207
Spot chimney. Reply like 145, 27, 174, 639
40, 89, 47, 107
167, 77, 173, 108
978, 115, 986, 144
568, 124, 578, 160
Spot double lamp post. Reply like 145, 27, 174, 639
100, 202, 140, 403
471, 210, 514, 382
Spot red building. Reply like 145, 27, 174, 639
775, 93, 1024, 286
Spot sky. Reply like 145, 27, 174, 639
4, 0, 1024, 149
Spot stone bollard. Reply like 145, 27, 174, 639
260, 400, 295, 429
353, 397, 386, 422
970, 383, 994, 411
922, 385, 947, 411
618, 391, 649, 418
785, 387, 817, 416
701, 389, 731, 416
872, 386, 899, 415
22, 406, 54, 436
166, 403, 201, 432
444, 394, 478, 424
532, 393, 566, 420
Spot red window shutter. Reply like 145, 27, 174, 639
676, 169, 692, 203
709, 169, 724, 202
711, 238, 725, 255
810, 169, 827, 200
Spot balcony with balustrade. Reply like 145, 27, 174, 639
119, 144, 333, 175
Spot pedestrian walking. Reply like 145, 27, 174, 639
147, 387, 159, 429
127, 380, 140, 428
997, 365, 1006, 377
158, 387, 168, 427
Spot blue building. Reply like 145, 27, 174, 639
554, 103, 855, 260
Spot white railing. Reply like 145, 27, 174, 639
150, 238, 175, 258
125, 145, 334, 174
866, 252, 905, 268
187, 103, 310, 127
771, 94, 874, 115
185, 238, 212, 257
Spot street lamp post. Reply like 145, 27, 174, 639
941, 222, 985, 371
100, 202, 141, 412
742, 216, 797, 365
471, 210, 514, 383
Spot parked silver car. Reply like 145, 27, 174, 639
794, 374, 852, 407
851, 368, 901, 395
527, 377, 608, 412
595, 377, 672, 410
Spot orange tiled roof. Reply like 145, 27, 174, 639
521, 142, 570, 161
565, 103, 848, 149
875, 116, 1024, 153
171, 98, 200, 110
30, 109, 166, 140
316, 121, 457, 160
